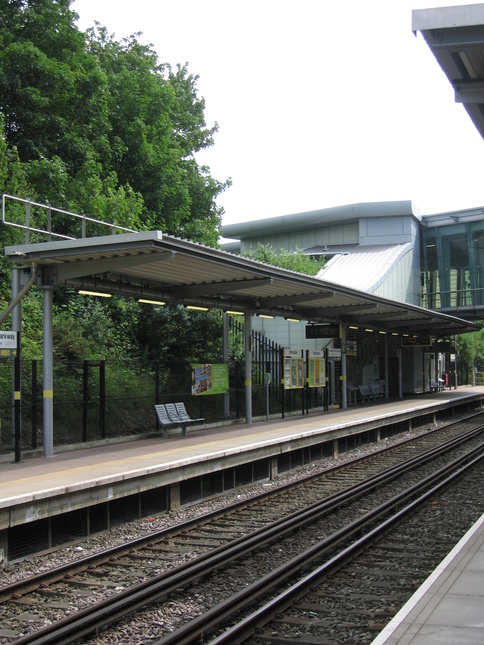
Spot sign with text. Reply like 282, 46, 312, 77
191, 363, 228, 396
0, 331, 17, 358
0, 331, 17, 348
283, 348, 304, 390
308, 350, 325, 388
401, 335, 432, 347
305, 324, 341, 339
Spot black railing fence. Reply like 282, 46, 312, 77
0, 321, 325, 454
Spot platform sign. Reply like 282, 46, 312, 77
0, 331, 17, 358
401, 335, 432, 347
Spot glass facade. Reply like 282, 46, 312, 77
421, 219, 484, 314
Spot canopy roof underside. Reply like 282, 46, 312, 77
413, 3, 484, 140
5, 231, 478, 337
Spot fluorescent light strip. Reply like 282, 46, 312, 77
186, 305, 209, 311
258, 314, 275, 319
79, 290, 112, 298
139, 298, 166, 306
226, 310, 244, 315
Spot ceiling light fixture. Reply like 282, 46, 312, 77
186, 305, 209, 311
139, 298, 166, 306
225, 310, 244, 315
258, 314, 275, 319
79, 290, 112, 298
285, 317, 300, 323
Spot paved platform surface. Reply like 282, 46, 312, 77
372, 513, 484, 644
1, 386, 483, 507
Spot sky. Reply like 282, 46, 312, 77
73, 0, 484, 228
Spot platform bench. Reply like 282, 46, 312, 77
154, 402, 204, 438
358, 384, 374, 402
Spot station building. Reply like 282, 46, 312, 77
220, 199, 484, 401
219, 3, 484, 405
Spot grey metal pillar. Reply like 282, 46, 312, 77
222, 313, 230, 418
398, 349, 403, 399
42, 286, 54, 457
11, 268, 21, 454
384, 333, 389, 399
244, 312, 252, 424
341, 325, 347, 409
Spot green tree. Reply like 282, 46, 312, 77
0, 0, 231, 370
0, 0, 110, 172
85, 26, 230, 242
0, 1, 229, 244
243, 243, 325, 276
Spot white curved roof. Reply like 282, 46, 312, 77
316, 243, 413, 293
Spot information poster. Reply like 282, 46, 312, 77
283, 349, 304, 390
191, 363, 229, 396
308, 350, 325, 388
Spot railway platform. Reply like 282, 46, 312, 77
0, 385, 483, 564
373, 512, 484, 644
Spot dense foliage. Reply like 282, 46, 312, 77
0, 0, 231, 368
0, 0, 230, 244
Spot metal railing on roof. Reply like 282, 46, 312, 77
2, 194, 136, 243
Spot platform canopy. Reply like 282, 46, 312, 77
5, 230, 479, 338
413, 3, 484, 140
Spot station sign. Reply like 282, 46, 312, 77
306, 323, 341, 339
0, 331, 17, 358
401, 335, 432, 347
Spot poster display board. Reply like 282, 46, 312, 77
191, 363, 229, 396
308, 350, 325, 388
283, 348, 304, 390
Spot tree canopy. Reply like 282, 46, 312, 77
0, 0, 230, 246
0, 0, 231, 362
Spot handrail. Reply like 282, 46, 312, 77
2, 193, 136, 242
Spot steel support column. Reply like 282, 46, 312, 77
341, 325, 347, 409
42, 286, 54, 457
245, 312, 252, 424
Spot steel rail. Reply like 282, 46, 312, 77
158, 447, 484, 645
208, 450, 484, 645
3, 414, 479, 602
11, 432, 484, 645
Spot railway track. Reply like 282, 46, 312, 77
208, 453, 483, 645
1, 414, 483, 644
